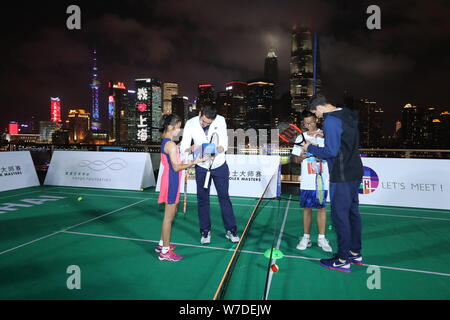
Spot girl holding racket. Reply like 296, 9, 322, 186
157, 114, 205, 261
291, 110, 332, 253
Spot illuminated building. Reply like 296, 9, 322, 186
439, 111, 450, 148
134, 78, 162, 143
108, 81, 129, 144
50, 97, 61, 124
67, 109, 91, 144
90, 50, 101, 130
226, 81, 248, 129
163, 83, 179, 114
401, 103, 422, 147
216, 91, 232, 125
247, 81, 274, 130
264, 48, 278, 93
8, 122, 18, 135
39, 121, 59, 143
197, 84, 215, 111
290, 26, 321, 116
358, 98, 383, 147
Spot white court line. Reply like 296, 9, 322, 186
43, 190, 284, 209
0, 190, 41, 200
0, 198, 149, 256
8, 189, 447, 222
0, 232, 62, 256
358, 204, 449, 213
41, 190, 450, 222
264, 196, 292, 300
62, 230, 264, 256
359, 211, 450, 222
282, 254, 450, 277
60, 229, 450, 278
47, 186, 272, 202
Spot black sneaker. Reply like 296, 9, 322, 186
348, 251, 364, 265
320, 254, 352, 273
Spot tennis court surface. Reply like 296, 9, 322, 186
0, 185, 449, 300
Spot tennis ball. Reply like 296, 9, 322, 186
328, 225, 333, 230
77, 196, 83, 201
140, 188, 144, 191
270, 264, 279, 273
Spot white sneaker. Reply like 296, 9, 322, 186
225, 231, 240, 243
201, 231, 211, 245
318, 237, 332, 252
296, 236, 311, 250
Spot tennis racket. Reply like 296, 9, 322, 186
183, 167, 188, 213
315, 160, 325, 205
277, 122, 306, 146
203, 132, 219, 189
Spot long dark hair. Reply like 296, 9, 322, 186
159, 114, 181, 133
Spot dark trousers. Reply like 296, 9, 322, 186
329, 180, 362, 260
195, 162, 237, 235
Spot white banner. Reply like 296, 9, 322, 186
44, 151, 155, 190
156, 155, 280, 198
0, 151, 40, 192
359, 158, 450, 210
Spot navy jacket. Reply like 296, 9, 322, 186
307, 107, 363, 183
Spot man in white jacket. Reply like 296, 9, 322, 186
180, 105, 240, 245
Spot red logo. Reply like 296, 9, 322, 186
137, 103, 147, 112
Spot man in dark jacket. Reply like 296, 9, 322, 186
302, 94, 364, 273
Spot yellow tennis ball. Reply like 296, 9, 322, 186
77, 196, 83, 201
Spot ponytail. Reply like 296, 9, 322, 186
160, 114, 181, 133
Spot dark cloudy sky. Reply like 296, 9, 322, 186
1, 0, 449, 133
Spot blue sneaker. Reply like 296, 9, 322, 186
320, 255, 352, 273
348, 251, 364, 265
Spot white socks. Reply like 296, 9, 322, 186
162, 246, 170, 254
304, 234, 325, 240
159, 240, 170, 254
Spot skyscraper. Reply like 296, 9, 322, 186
50, 97, 61, 124
226, 81, 248, 129
401, 103, 421, 147
171, 95, 189, 126
135, 78, 162, 143
163, 83, 179, 114
264, 47, 278, 87
247, 81, 274, 130
90, 50, 101, 130
216, 91, 232, 125
8, 122, 18, 135
67, 109, 91, 144
358, 98, 383, 147
290, 26, 321, 116
39, 121, 59, 143
108, 82, 129, 144
197, 84, 215, 111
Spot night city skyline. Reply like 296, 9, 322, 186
1, 0, 450, 137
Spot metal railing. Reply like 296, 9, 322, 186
2, 142, 449, 184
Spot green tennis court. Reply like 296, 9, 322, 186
0, 185, 449, 300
